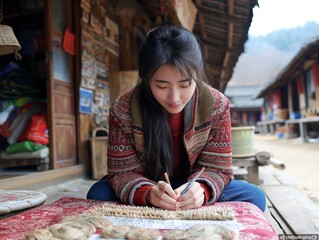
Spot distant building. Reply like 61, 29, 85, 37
255, 38, 319, 141
225, 85, 263, 130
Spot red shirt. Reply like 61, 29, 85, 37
134, 111, 211, 205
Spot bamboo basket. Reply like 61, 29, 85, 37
90, 128, 108, 179
0, 24, 21, 55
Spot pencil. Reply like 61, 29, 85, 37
180, 167, 205, 196
164, 172, 171, 186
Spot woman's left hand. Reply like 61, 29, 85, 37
175, 182, 205, 210
146, 181, 178, 210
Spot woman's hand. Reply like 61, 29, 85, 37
175, 182, 205, 210
146, 181, 178, 210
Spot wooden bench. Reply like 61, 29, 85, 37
233, 156, 260, 184
0, 148, 50, 172
257, 120, 285, 135
285, 117, 319, 142
0, 157, 50, 171
233, 151, 285, 185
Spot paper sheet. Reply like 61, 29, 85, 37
105, 216, 243, 231
90, 216, 243, 239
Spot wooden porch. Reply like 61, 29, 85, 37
0, 134, 319, 235
1, 161, 319, 235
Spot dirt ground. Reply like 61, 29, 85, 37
254, 134, 319, 204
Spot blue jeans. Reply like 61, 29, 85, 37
87, 179, 266, 212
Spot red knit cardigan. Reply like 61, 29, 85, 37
106, 82, 233, 206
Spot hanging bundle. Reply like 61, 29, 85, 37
0, 24, 22, 59
0, 0, 22, 59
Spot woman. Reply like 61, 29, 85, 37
87, 25, 266, 211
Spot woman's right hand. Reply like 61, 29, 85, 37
146, 181, 178, 210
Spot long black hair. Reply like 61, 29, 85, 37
138, 25, 206, 181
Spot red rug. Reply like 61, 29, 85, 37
0, 197, 104, 240
0, 197, 277, 240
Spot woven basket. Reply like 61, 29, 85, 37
0, 24, 21, 55
90, 127, 108, 179
231, 126, 255, 157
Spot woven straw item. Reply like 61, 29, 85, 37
90, 203, 235, 220
0, 24, 21, 55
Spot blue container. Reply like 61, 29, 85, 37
290, 112, 301, 119
268, 113, 274, 120
277, 132, 284, 139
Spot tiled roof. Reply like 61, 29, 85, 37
256, 38, 319, 98
225, 85, 263, 96
229, 96, 263, 109
225, 85, 263, 109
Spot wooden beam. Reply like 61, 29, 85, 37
197, 0, 250, 13
205, 64, 232, 72
198, 12, 207, 41
222, 51, 231, 67
227, 23, 234, 47
288, 82, 293, 114
203, 45, 243, 63
201, 37, 228, 48
195, 0, 201, 5
202, 38, 244, 53
228, 0, 235, 48
194, 23, 244, 40
227, 0, 234, 48
228, 0, 234, 14
174, 0, 198, 31
219, 79, 230, 92
220, 0, 234, 85
196, 5, 247, 22
303, 59, 316, 70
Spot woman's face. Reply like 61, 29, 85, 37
149, 65, 196, 114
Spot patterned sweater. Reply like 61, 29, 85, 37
106, 82, 233, 205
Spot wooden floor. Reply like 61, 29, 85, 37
259, 166, 319, 235
1, 164, 319, 235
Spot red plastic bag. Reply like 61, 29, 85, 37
20, 112, 49, 145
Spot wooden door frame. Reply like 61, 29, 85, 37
73, 0, 82, 165
45, 0, 78, 169
44, 0, 54, 168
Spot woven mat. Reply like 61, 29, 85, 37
0, 197, 278, 240
0, 190, 47, 215
90, 202, 235, 220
